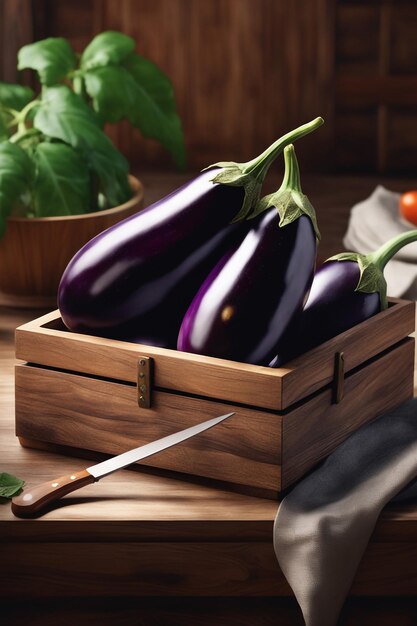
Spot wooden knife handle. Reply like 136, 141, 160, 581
11, 469, 95, 518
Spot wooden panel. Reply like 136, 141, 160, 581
15, 299, 415, 411
352, 542, 417, 596
334, 1, 417, 174
109, 0, 334, 171
386, 106, 417, 174
337, 76, 417, 107
0, 0, 34, 83
4, 598, 417, 626
5, 0, 417, 174
18, 0, 335, 172
335, 104, 378, 172
390, 4, 417, 75
280, 298, 415, 407
15, 364, 282, 492
15, 310, 286, 411
0, 541, 286, 598
282, 338, 415, 488
3, 539, 417, 598
336, 4, 380, 75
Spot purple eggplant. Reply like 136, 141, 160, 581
58, 117, 323, 347
177, 144, 321, 365
271, 229, 417, 367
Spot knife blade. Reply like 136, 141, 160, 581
11, 411, 234, 518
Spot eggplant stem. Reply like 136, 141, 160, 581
368, 229, 417, 270
278, 144, 301, 192
241, 117, 323, 179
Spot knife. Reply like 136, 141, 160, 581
11, 411, 234, 518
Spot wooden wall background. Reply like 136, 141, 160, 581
1, 0, 417, 175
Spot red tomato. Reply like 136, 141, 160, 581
400, 191, 417, 226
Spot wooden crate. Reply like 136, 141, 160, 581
14, 299, 415, 498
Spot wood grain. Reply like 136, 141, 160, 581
4, 597, 417, 626
282, 338, 415, 488
0, 541, 286, 598
15, 310, 287, 411
281, 298, 415, 407
15, 364, 282, 492
9, 0, 335, 172
11, 469, 95, 518
4, 1, 417, 176
14, 298, 414, 411
3, 539, 417, 598
0, 0, 34, 83
0, 177, 143, 307
14, 339, 414, 495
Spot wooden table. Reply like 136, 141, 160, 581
2, 173, 417, 625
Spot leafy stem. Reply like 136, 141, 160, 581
8, 99, 41, 134
250, 144, 320, 240
9, 127, 42, 145
204, 117, 324, 222
368, 229, 417, 271
241, 117, 324, 179
1, 106, 20, 127
328, 230, 417, 310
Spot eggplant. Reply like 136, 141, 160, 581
58, 117, 323, 347
270, 229, 417, 367
177, 144, 321, 365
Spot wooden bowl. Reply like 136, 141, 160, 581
0, 175, 144, 308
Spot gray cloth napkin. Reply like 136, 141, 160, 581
274, 398, 417, 626
343, 185, 417, 299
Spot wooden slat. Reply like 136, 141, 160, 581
15, 364, 282, 492
15, 299, 415, 411
280, 298, 415, 407
15, 310, 287, 410
337, 76, 417, 106
282, 338, 415, 488
25, 0, 335, 172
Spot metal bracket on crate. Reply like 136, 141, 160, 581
332, 351, 345, 404
137, 356, 153, 408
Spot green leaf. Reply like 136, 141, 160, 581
254, 189, 321, 240
81, 31, 135, 70
18, 38, 76, 86
327, 252, 387, 310
0, 82, 34, 111
0, 472, 25, 500
122, 53, 186, 169
207, 165, 262, 223
33, 86, 130, 206
0, 141, 34, 238
247, 144, 320, 239
84, 65, 138, 123
0, 83, 34, 140
32, 142, 90, 217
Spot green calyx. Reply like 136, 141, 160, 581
327, 229, 417, 310
327, 251, 387, 309
249, 144, 320, 240
204, 116, 324, 222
